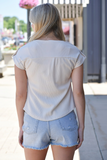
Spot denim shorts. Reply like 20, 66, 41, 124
22, 110, 79, 150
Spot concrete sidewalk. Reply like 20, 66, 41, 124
0, 68, 107, 160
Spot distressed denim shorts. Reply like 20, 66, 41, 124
22, 110, 79, 150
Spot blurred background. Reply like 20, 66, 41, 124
0, 0, 107, 83
0, 0, 107, 160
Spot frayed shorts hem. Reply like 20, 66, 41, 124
22, 142, 78, 150
22, 144, 49, 150
50, 142, 78, 148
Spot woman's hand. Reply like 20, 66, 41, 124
18, 127, 24, 148
76, 127, 84, 149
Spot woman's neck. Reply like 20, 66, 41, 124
37, 32, 60, 41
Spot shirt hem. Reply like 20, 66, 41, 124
23, 107, 75, 121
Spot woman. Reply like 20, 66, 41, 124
13, 3, 86, 160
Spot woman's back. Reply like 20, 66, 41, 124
13, 40, 86, 121
14, 3, 86, 159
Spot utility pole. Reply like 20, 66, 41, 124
27, 9, 31, 42
69, 21, 74, 45
0, 14, 3, 60
101, 0, 106, 82
83, 7, 88, 83
15, 20, 19, 46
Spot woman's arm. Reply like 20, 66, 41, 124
14, 65, 27, 129
71, 64, 85, 149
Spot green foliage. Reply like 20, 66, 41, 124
4, 44, 19, 50
8, 17, 18, 30
4, 43, 27, 51
19, 20, 27, 33
3, 21, 8, 29
3, 16, 27, 33
4, 17, 10, 22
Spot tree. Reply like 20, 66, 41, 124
8, 17, 18, 30
19, 20, 27, 33
4, 17, 10, 22
3, 16, 27, 33
3, 21, 8, 29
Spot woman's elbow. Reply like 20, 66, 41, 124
73, 88, 84, 96
16, 91, 27, 99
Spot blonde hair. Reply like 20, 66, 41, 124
28, 3, 65, 42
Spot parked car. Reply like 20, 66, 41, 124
13, 37, 27, 46
14, 37, 20, 46
19, 38, 27, 45
1, 37, 14, 45
8, 37, 14, 45
2, 37, 8, 45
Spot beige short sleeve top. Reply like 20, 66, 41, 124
12, 40, 86, 121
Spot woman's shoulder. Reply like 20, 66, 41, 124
63, 41, 82, 58
13, 43, 30, 58
64, 41, 79, 51
17, 40, 37, 53
18, 40, 80, 58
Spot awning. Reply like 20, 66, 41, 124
63, 26, 69, 35
40, 0, 89, 7
39, 0, 89, 20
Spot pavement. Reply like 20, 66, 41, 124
0, 67, 107, 160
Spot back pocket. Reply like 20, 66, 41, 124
58, 111, 78, 131
22, 112, 39, 134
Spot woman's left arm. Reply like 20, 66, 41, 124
14, 65, 27, 129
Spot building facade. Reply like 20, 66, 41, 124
38, 0, 107, 83
84, 0, 107, 82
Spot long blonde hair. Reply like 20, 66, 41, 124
28, 3, 65, 42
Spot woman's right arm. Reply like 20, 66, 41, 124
71, 64, 85, 149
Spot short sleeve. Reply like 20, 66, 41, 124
74, 51, 86, 69
12, 48, 25, 70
